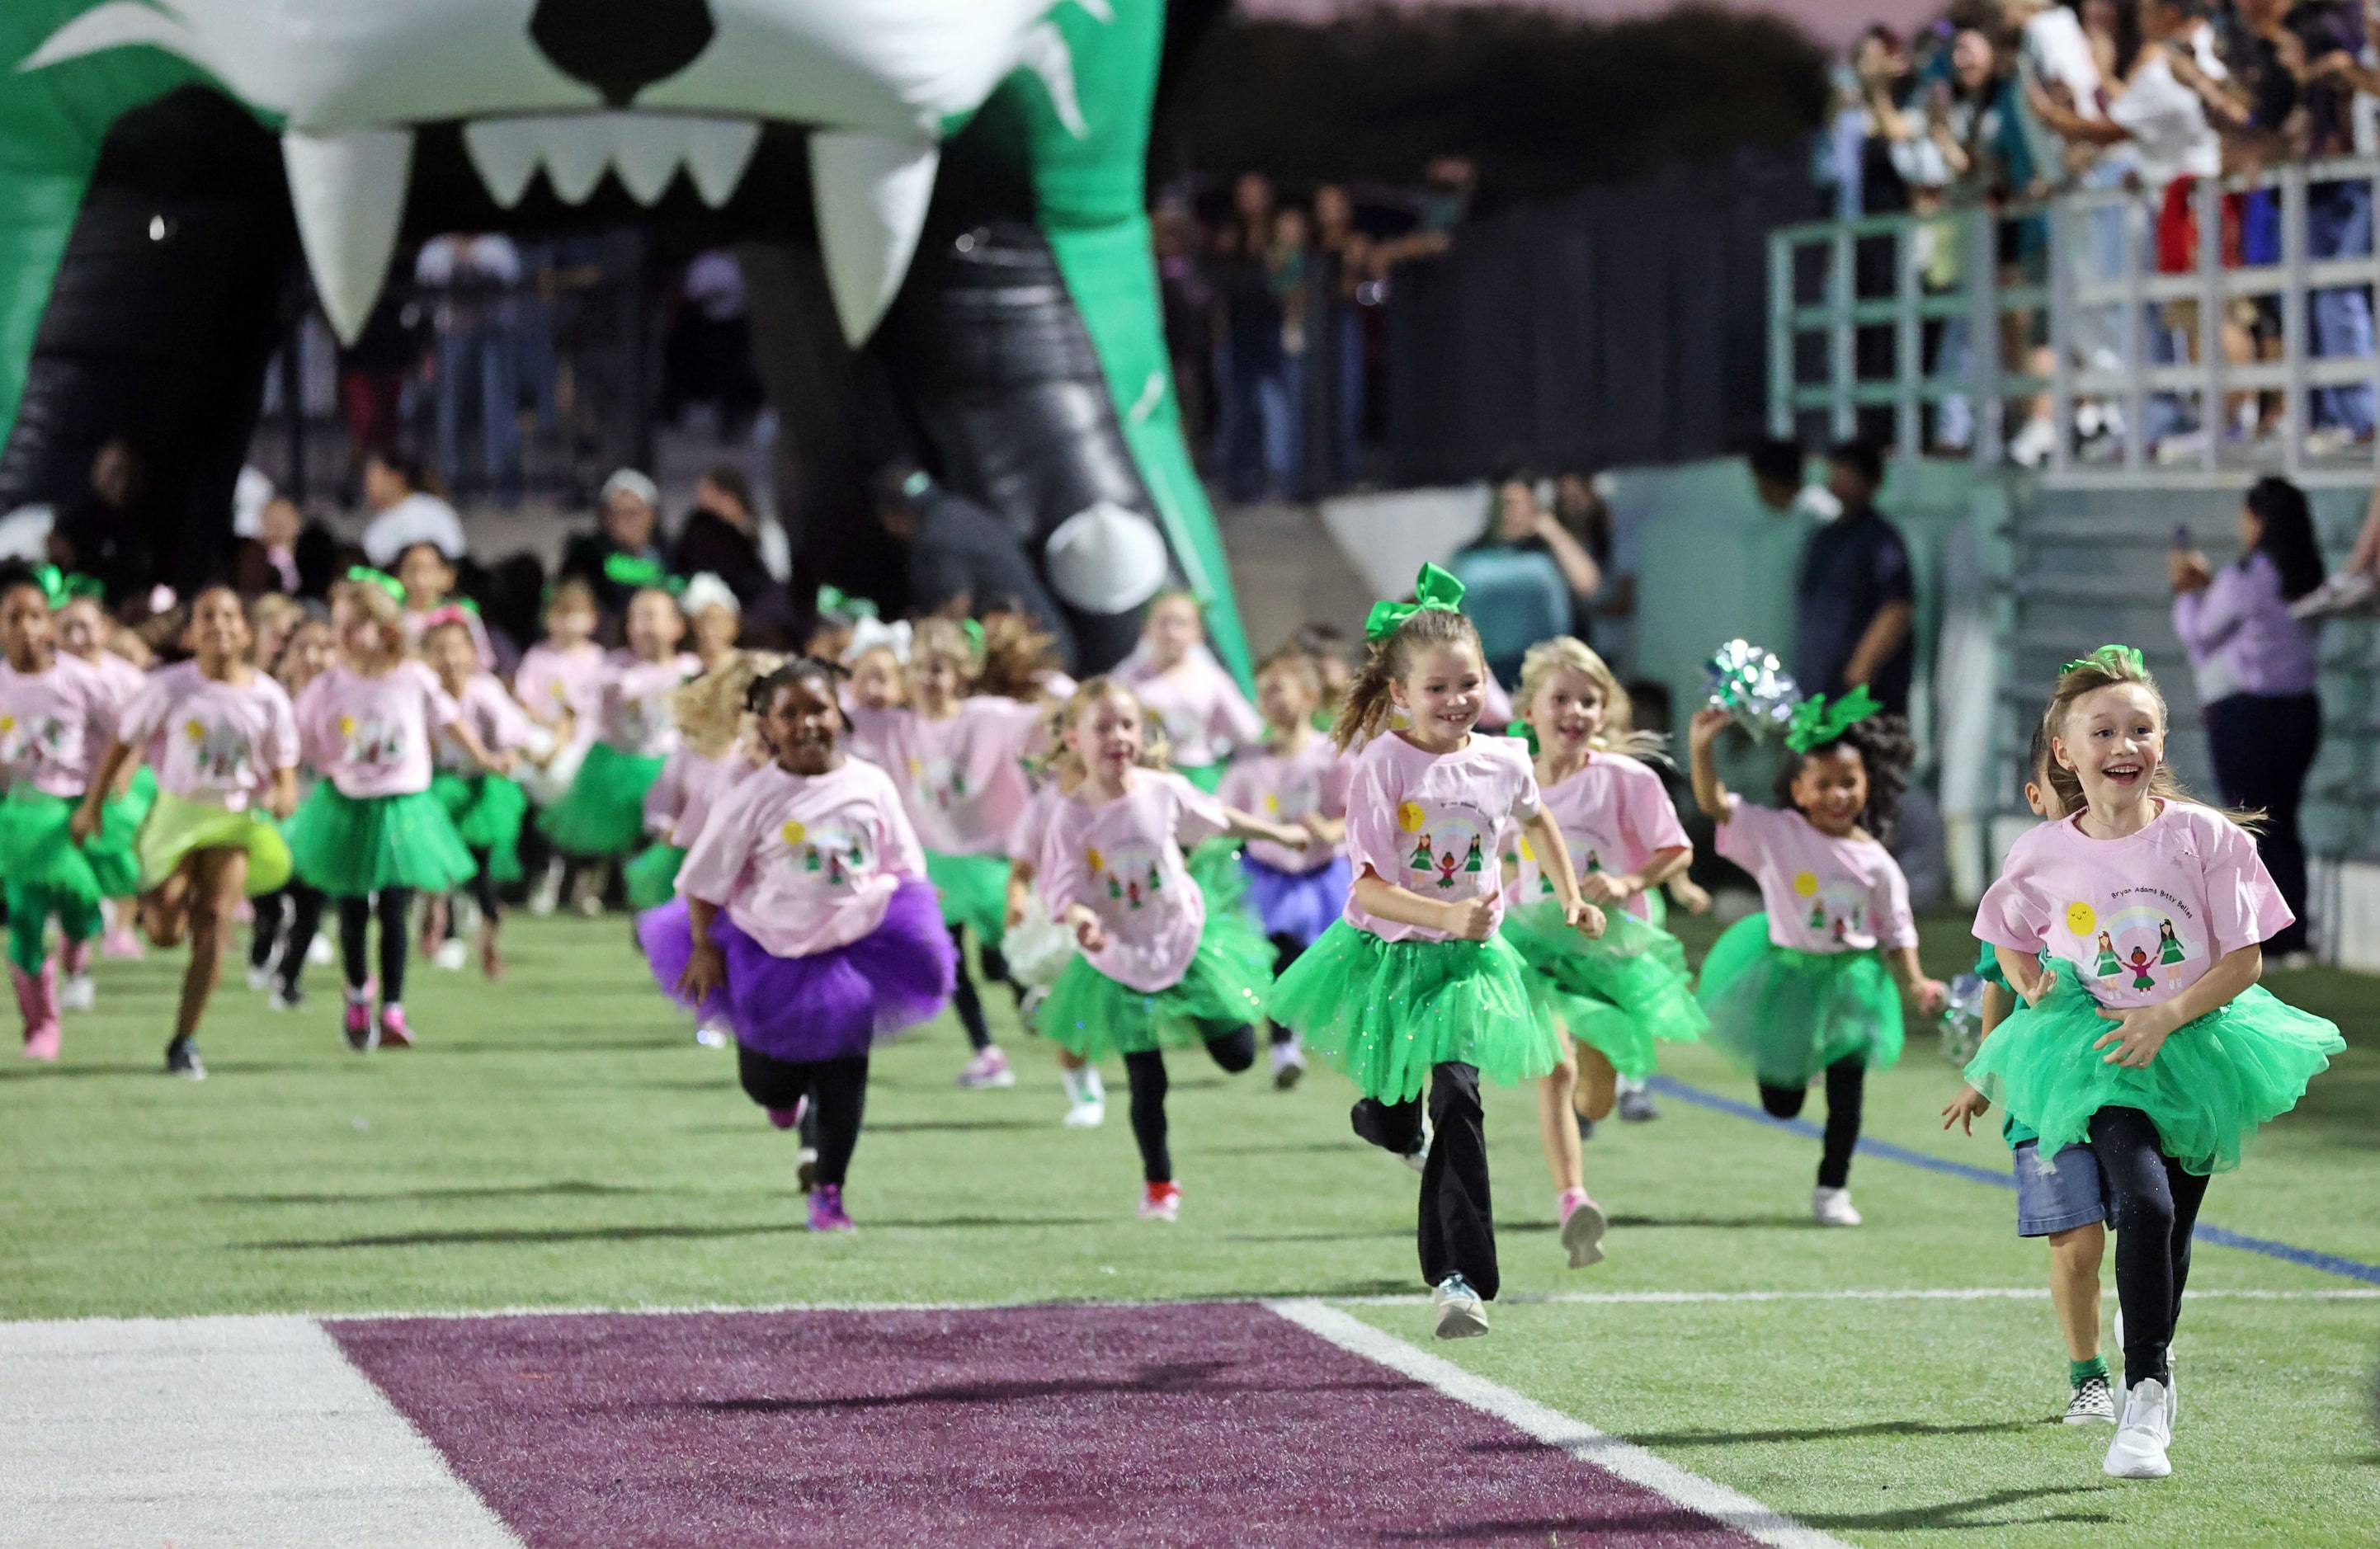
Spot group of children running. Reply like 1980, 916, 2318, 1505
0, 549, 2342, 1485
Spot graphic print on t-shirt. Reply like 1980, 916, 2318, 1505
2066, 898, 2196, 990
776, 810, 878, 892
1396, 799, 1493, 897
185, 716, 252, 784
1084, 841, 1166, 916
337, 713, 404, 770
907, 753, 970, 812
1517, 824, 1609, 894
0, 712, 67, 770
1793, 869, 1871, 944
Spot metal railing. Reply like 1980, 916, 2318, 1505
1770, 158, 2380, 485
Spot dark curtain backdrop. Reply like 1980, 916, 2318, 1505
1383, 144, 1817, 482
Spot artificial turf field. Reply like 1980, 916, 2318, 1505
4, 908, 2376, 1547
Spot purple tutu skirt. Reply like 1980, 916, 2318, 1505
1241, 853, 1352, 948
638, 876, 955, 1062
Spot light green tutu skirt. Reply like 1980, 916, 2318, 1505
1963, 959, 2341, 1175
0, 786, 139, 904
1503, 898, 1708, 1079
135, 789, 291, 895
287, 784, 477, 897
536, 742, 665, 858
431, 770, 529, 885
1270, 920, 1562, 1104
623, 841, 688, 911
926, 849, 1011, 947
1039, 901, 1274, 1060
1178, 762, 1223, 795
1696, 912, 1903, 1088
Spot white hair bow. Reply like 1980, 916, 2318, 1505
841, 615, 912, 665
679, 572, 739, 617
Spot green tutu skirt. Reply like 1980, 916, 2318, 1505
1270, 920, 1561, 1103
431, 770, 528, 885
623, 841, 688, 911
926, 849, 1011, 947
537, 742, 665, 858
1039, 902, 1274, 1060
135, 789, 291, 896
1962, 960, 2342, 1175
1696, 912, 1903, 1088
1178, 762, 1223, 795
1503, 899, 1708, 1079
287, 784, 477, 897
0, 786, 139, 905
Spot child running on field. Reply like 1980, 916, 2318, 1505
1218, 647, 1350, 1090
1116, 591, 1262, 793
1499, 638, 1704, 1269
642, 658, 956, 1231
514, 578, 602, 915
0, 565, 135, 1061
55, 585, 150, 969
76, 587, 297, 1078
1002, 752, 1101, 1127
250, 614, 334, 1005
1270, 564, 1599, 1338
1688, 685, 1945, 1227
422, 619, 543, 979
1958, 644, 2340, 1480
1039, 677, 1312, 1220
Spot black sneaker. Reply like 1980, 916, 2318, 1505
165, 1038, 206, 1081
1574, 1111, 1596, 1143
1617, 1086, 1660, 1123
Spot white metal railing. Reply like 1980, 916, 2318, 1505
1770, 157, 2380, 485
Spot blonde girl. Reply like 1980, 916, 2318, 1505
1116, 591, 1262, 793
624, 650, 780, 916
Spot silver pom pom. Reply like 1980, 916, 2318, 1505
1702, 639, 1803, 738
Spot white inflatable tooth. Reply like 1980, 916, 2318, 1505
461, 118, 540, 209
530, 116, 610, 204
281, 128, 412, 346
608, 113, 686, 206
682, 118, 761, 209
809, 130, 939, 346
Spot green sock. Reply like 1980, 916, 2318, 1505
2071, 1356, 2109, 1387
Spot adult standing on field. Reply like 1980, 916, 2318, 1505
1794, 440, 1916, 717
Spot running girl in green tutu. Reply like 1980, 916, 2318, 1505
422, 619, 550, 981
0, 563, 132, 1062
1115, 591, 1263, 794
1501, 637, 1704, 1271
286, 572, 511, 1052
1958, 644, 2342, 1481
54, 585, 150, 969
1689, 688, 1945, 1229
1038, 678, 1313, 1222
1270, 563, 1600, 1339
73, 587, 297, 1079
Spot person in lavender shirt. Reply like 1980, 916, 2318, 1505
2168, 475, 2328, 963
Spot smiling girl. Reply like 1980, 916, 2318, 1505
1959, 644, 2340, 1481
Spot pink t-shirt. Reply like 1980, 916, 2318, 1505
1510, 751, 1690, 921
1117, 652, 1262, 768
1218, 733, 1349, 873
596, 651, 697, 758
294, 662, 461, 798
119, 662, 298, 810
846, 697, 1044, 857
514, 641, 605, 745
80, 649, 147, 713
676, 757, 926, 959
433, 675, 537, 773
1341, 731, 1542, 944
1713, 795, 1916, 953
671, 746, 765, 849
0, 653, 119, 796
1973, 801, 2292, 1010
403, 605, 497, 671
1010, 778, 1071, 878
1042, 770, 1232, 993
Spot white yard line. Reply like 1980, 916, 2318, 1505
0, 1315, 521, 1549
1267, 1297, 1853, 1549
1331, 1285, 2380, 1307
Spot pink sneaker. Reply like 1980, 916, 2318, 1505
100, 925, 144, 960
955, 1046, 1015, 1089
1138, 1181, 1181, 1222
766, 1108, 799, 1130
807, 1184, 855, 1231
378, 1005, 415, 1049
342, 999, 377, 1052
1558, 1187, 1608, 1269
12, 961, 61, 1061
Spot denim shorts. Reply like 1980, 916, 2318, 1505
2013, 1139, 2107, 1236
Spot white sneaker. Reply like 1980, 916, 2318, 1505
527, 859, 564, 917
1812, 1186, 1863, 1227
1270, 1040, 1306, 1090
2104, 1378, 2173, 1478
2289, 569, 2378, 620
58, 974, 96, 1013
433, 939, 469, 972
956, 1047, 1016, 1089
1063, 1099, 1105, 1128
2065, 1373, 2117, 1425
306, 935, 334, 967
245, 965, 274, 992
1432, 1274, 1489, 1339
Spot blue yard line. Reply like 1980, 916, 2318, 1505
1644, 1075, 2380, 1287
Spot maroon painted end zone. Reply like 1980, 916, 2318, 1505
331, 1302, 1760, 1548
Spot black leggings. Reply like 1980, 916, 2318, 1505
262, 885, 328, 993
1759, 1055, 1865, 1189
1123, 1024, 1258, 1183
738, 1047, 870, 1187
1266, 933, 1307, 1045
337, 888, 413, 1004
2090, 1105, 2211, 1388
464, 849, 501, 921
1350, 1062, 1498, 1299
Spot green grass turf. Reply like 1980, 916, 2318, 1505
4, 910, 2375, 1545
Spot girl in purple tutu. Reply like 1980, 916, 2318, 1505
641, 658, 956, 1231
1218, 647, 1350, 1090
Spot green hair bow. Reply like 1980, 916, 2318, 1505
816, 584, 879, 620
1364, 563, 1466, 643
604, 553, 686, 596
961, 617, 986, 652
2062, 643, 2146, 678
344, 566, 406, 605
1784, 684, 1881, 753
1510, 720, 1540, 756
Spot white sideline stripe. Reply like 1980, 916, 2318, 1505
1336, 1286, 2380, 1307
0, 1316, 521, 1549
1265, 1298, 1853, 1549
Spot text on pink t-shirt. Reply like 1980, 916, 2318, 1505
1509, 750, 1689, 921
294, 661, 460, 798
0, 654, 119, 796
1341, 731, 1542, 944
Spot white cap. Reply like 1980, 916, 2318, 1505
1044, 501, 1169, 616
232, 464, 275, 539
600, 468, 659, 509
679, 572, 739, 617
841, 616, 912, 665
